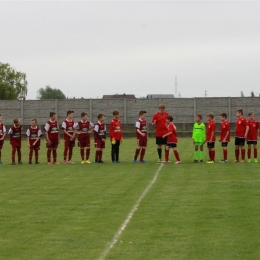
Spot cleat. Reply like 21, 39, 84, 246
68, 160, 74, 164
28, 162, 32, 164
158, 159, 161, 163
98, 160, 104, 163
94, 161, 98, 164
254, 159, 258, 163
85, 160, 91, 164
247, 159, 251, 163
54, 162, 60, 165
63, 160, 67, 164
161, 160, 168, 164
81, 160, 85, 164
47, 162, 51, 165
11, 162, 16, 165
219, 159, 225, 163
116, 160, 121, 163
0, 161, 3, 164
233, 160, 239, 163
175, 161, 181, 164
240, 160, 245, 163
18, 161, 23, 165
35, 162, 40, 164
206, 160, 214, 164
193, 160, 198, 163
132, 159, 137, 163
200, 160, 203, 163
112, 160, 116, 163
139, 160, 146, 163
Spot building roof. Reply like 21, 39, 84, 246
103, 94, 136, 99
146, 94, 174, 98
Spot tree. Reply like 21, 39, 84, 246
37, 85, 66, 100
250, 91, 255, 97
0, 63, 28, 100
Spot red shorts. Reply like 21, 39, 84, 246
64, 139, 75, 148
78, 136, 90, 148
47, 139, 59, 149
95, 139, 105, 149
137, 139, 147, 147
11, 140, 21, 148
0, 140, 4, 149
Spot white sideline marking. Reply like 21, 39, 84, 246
98, 164, 164, 260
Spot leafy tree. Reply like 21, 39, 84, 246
250, 91, 255, 97
0, 63, 28, 100
37, 85, 66, 100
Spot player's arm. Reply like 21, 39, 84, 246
151, 114, 157, 127
26, 129, 31, 147
33, 129, 42, 146
136, 121, 145, 137
109, 121, 114, 141
0, 126, 6, 140
62, 122, 72, 138
244, 124, 249, 138
8, 127, 13, 144
94, 125, 102, 141
88, 122, 94, 134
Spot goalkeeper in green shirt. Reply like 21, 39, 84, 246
192, 115, 206, 162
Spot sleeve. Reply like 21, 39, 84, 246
73, 123, 79, 130
3, 126, 6, 133
152, 113, 157, 124
8, 127, 13, 135
38, 129, 43, 137
243, 118, 248, 127
89, 122, 94, 129
61, 121, 66, 130
136, 121, 140, 129
227, 122, 230, 131
26, 129, 30, 137
94, 124, 102, 140
44, 123, 50, 132
192, 124, 195, 139
172, 123, 177, 132
109, 121, 114, 138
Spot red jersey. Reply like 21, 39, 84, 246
152, 111, 169, 137
167, 122, 178, 143
220, 121, 230, 142
26, 126, 42, 146
247, 120, 259, 141
206, 120, 216, 142
74, 120, 94, 142
9, 125, 23, 145
94, 121, 106, 142
110, 119, 122, 141
0, 123, 6, 138
62, 119, 75, 140
44, 120, 59, 141
235, 117, 248, 138
136, 119, 147, 140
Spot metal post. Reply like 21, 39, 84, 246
228, 97, 231, 122
21, 100, 24, 123
124, 98, 127, 123
194, 97, 196, 118
89, 99, 92, 121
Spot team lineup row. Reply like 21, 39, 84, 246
0, 104, 259, 165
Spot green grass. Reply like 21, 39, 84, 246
0, 138, 260, 259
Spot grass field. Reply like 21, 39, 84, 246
1, 138, 260, 260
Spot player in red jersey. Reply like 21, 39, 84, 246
94, 114, 106, 163
162, 115, 181, 164
26, 119, 42, 164
234, 108, 249, 163
219, 113, 230, 163
62, 110, 76, 164
247, 112, 259, 163
74, 112, 94, 164
206, 113, 216, 163
110, 110, 123, 163
133, 110, 148, 163
8, 118, 23, 165
0, 113, 6, 164
45, 112, 60, 165
152, 104, 169, 162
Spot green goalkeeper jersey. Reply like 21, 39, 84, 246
192, 122, 206, 142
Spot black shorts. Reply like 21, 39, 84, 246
167, 143, 177, 148
207, 142, 215, 148
247, 140, 257, 145
221, 142, 228, 147
156, 136, 167, 145
235, 137, 245, 146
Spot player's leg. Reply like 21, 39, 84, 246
111, 141, 116, 162
0, 142, 3, 163
133, 139, 141, 162
17, 146, 22, 164
247, 143, 252, 162
63, 140, 69, 164
99, 147, 104, 163
139, 140, 147, 163
164, 145, 170, 162
47, 147, 52, 164
199, 144, 204, 162
86, 148, 91, 163
35, 147, 39, 164
53, 147, 59, 164
234, 137, 240, 162
194, 145, 199, 162
29, 146, 33, 164
173, 146, 181, 163
253, 143, 258, 162
156, 137, 163, 162
11, 144, 16, 164
80, 146, 85, 164
68, 141, 74, 163
115, 140, 120, 162
240, 145, 245, 162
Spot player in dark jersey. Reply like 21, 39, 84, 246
45, 112, 60, 165
0, 113, 6, 164
133, 110, 148, 163
74, 112, 94, 164
26, 119, 42, 164
219, 113, 230, 163
94, 114, 106, 163
206, 113, 216, 164
8, 118, 23, 165
62, 110, 76, 164
247, 112, 259, 163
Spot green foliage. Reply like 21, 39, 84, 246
37, 85, 66, 100
0, 63, 28, 100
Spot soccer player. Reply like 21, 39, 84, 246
192, 115, 206, 163
206, 112, 216, 163
162, 115, 181, 164
26, 119, 42, 164
8, 118, 23, 165
74, 112, 94, 164
62, 110, 76, 164
152, 104, 169, 162
247, 112, 259, 163
110, 110, 123, 163
0, 113, 6, 164
234, 108, 249, 163
219, 113, 230, 163
45, 112, 60, 165
94, 113, 106, 163
133, 110, 148, 163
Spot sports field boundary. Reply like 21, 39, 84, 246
98, 163, 164, 260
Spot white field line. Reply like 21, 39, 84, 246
98, 163, 164, 260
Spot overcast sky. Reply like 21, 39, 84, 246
1, 1, 260, 99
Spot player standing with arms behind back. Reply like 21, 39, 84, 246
247, 112, 259, 162
45, 112, 60, 165
206, 113, 216, 164
133, 110, 147, 163
152, 104, 169, 163
0, 114, 6, 164
219, 113, 230, 163
94, 114, 106, 163
234, 108, 249, 163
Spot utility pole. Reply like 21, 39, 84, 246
205, 91, 207, 97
